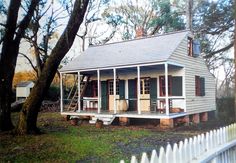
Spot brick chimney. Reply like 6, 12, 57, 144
135, 26, 145, 38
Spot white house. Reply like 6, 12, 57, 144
16, 81, 34, 101
59, 30, 216, 128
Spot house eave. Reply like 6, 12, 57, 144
59, 60, 184, 74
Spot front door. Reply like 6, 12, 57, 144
108, 80, 119, 111
140, 78, 150, 112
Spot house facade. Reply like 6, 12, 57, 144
59, 30, 216, 128
16, 81, 34, 101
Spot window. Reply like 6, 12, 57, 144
195, 76, 205, 96
109, 80, 119, 95
188, 37, 193, 56
159, 76, 172, 96
140, 78, 150, 94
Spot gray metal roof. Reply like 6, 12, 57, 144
16, 81, 34, 87
60, 30, 189, 72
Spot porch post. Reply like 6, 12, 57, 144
60, 72, 63, 113
77, 71, 81, 112
113, 68, 117, 114
137, 66, 141, 114
97, 70, 101, 113
165, 63, 169, 115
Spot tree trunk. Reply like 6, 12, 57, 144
16, 0, 89, 135
0, 0, 39, 131
234, 0, 236, 121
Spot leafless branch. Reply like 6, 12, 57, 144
19, 52, 38, 73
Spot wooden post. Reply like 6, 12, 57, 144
60, 72, 63, 113
97, 70, 101, 114
113, 68, 117, 114
77, 71, 81, 112
137, 66, 141, 114
165, 63, 169, 115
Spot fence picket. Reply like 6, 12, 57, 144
131, 156, 138, 163
217, 129, 220, 145
226, 126, 229, 142
219, 128, 223, 145
200, 133, 205, 153
141, 152, 149, 163
178, 141, 184, 162
184, 139, 189, 162
150, 150, 158, 163
223, 127, 226, 143
172, 143, 179, 163
210, 130, 214, 148
158, 147, 166, 163
188, 137, 193, 160
213, 130, 217, 148
197, 135, 201, 156
166, 144, 173, 163
206, 132, 210, 151
233, 124, 236, 138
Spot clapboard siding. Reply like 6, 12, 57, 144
169, 37, 216, 114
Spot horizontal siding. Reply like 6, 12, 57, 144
169, 37, 216, 114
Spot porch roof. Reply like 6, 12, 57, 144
60, 30, 189, 72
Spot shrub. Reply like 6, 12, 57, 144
216, 97, 235, 123
45, 85, 60, 101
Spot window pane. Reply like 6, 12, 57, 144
144, 79, 150, 94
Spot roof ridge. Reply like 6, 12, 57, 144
88, 30, 190, 48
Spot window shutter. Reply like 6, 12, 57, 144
193, 40, 201, 57
119, 80, 125, 99
172, 76, 183, 96
101, 81, 107, 110
150, 78, 157, 100
200, 77, 205, 96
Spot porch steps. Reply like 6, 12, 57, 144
89, 115, 116, 125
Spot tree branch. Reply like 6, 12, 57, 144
15, 0, 40, 43
205, 42, 234, 58
19, 52, 38, 74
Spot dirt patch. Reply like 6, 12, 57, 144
109, 119, 228, 158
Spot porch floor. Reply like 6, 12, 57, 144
61, 110, 187, 119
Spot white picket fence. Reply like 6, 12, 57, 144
120, 123, 236, 163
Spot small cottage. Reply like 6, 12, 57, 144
59, 30, 216, 128
16, 81, 34, 101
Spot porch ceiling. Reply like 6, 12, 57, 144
65, 63, 183, 75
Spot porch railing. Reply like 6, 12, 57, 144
62, 97, 185, 114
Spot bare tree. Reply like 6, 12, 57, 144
0, 0, 39, 131
16, 0, 89, 135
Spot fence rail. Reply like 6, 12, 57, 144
120, 123, 236, 163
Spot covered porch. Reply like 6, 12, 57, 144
60, 61, 186, 118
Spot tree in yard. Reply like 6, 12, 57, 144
193, 0, 234, 70
0, 0, 39, 131
102, 0, 185, 40
234, 0, 236, 120
20, 0, 70, 79
16, 0, 89, 134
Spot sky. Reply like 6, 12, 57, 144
5, 0, 230, 84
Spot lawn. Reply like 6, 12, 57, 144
0, 112, 226, 162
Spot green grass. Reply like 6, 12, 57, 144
0, 112, 225, 162
0, 113, 150, 162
